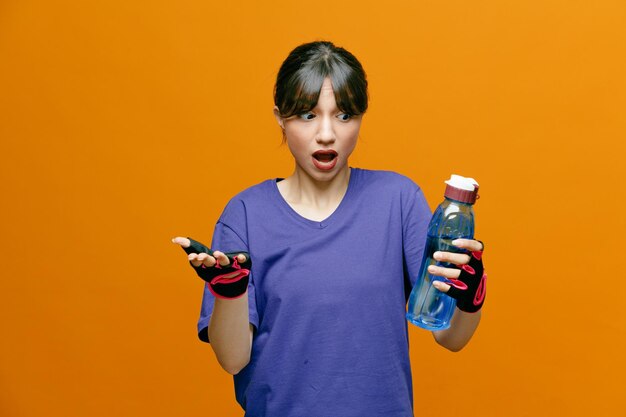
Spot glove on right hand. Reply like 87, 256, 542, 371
181, 237, 252, 299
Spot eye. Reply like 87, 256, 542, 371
299, 112, 316, 120
337, 113, 352, 121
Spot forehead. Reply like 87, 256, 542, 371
316, 78, 336, 106
320, 77, 333, 93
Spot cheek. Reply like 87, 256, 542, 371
284, 128, 310, 155
339, 124, 361, 145
284, 124, 309, 143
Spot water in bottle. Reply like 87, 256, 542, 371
406, 174, 480, 331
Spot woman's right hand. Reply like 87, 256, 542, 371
171, 236, 248, 280
173, 236, 252, 372
172, 237, 246, 276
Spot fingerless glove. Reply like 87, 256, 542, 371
444, 242, 487, 313
182, 237, 252, 300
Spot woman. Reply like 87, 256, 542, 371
172, 40, 486, 416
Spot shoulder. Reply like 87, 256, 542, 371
351, 167, 431, 223
353, 167, 423, 195
232, 178, 274, 202
218, 178, 275, 224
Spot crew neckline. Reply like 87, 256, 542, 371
270, 167, 359, 229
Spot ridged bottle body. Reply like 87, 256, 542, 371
406, 197, 475, 330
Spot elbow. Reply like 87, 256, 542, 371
433, 332, 469, 352
219, 357, 250, 375
440, 342, 466, 353
224, 366, 241, 376
208, 330, 253, 375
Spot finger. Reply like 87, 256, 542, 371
432, 280, 451, 293
451, 239, 484, 252
197, 253, 217, 268
427, 264, 461, 279
433, 251, 470, 265
171, 237, 191, 248
236, 253, 247, 263
212, 251, 231, 267
188, 253, 203, 267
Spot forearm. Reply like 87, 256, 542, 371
432, 308, 481, 352
208, 293, 253, 375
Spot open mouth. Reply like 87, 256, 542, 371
312, 150, 338, 162
312, 150, 338, 171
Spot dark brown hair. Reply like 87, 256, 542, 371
274, 41, 368, 123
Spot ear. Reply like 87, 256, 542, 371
273, 106, 285, 130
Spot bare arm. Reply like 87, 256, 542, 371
208, 292, 254, 375
432, 309, 481, 351
172, 238, 254, 375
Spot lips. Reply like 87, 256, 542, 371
312, 150, 338, 171
312, 150, 338, 162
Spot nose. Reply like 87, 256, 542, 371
315, 114, 336, 145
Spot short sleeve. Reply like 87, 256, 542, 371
402, 186, 432, 302
197, 220, 260, 343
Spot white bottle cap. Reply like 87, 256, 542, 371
444, 174, 480, 204
445, 175, 478, 191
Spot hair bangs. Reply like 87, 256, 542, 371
278, 68, 327, 118
329, 63, 368, 116
274, 41, 368, 120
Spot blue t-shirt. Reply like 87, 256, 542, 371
198, 167, 432, 417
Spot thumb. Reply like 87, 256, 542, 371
172, 237, 212, 256
171, 237, 190, 248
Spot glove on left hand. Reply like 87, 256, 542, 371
443, 241, 487, 313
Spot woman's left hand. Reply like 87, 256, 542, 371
428, 238, 487, 313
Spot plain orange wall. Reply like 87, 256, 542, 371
1, 1, 625, 416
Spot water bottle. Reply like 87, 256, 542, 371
406, 174, 480, 331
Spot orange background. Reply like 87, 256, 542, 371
1, 1, 625, 416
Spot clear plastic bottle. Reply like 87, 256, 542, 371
406, 175, 479, 331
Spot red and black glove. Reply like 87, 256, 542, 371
444, 242, 487, 313
181, 237, 252, 300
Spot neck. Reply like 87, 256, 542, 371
283, 165, 351, 208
